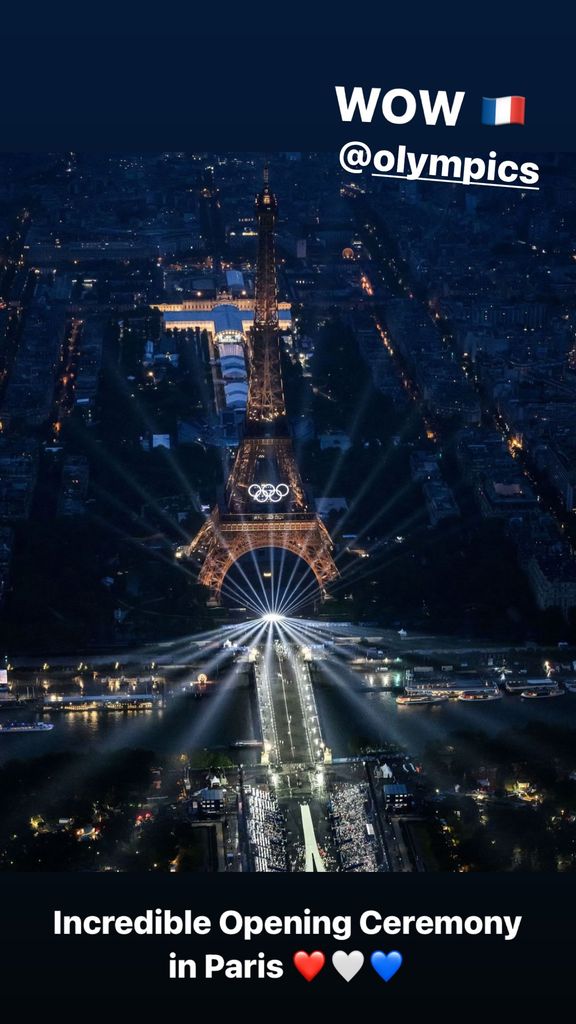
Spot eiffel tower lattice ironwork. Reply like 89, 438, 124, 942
178, 169, 338, 603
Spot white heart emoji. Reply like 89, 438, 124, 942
332, 950, 365, 982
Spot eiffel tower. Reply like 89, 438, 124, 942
178, 168, 338, 606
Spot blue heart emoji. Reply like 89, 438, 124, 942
370, 950, 403, 982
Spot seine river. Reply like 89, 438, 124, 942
1, 680, 575, 766
0, 682, 261, 766
315, 684, 576, 758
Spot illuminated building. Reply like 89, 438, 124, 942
153, 298, 292, 334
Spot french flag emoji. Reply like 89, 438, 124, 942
481, 96, 525, 126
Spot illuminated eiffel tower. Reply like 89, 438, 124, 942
178, 168, 338, 605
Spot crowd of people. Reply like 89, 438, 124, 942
329, 782, 379, 871
244, 786, 287, 872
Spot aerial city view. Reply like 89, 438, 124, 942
1, 151, 576, 873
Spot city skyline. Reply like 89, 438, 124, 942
1, 152, 576, 874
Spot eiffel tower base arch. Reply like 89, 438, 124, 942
179, 510, 338, 603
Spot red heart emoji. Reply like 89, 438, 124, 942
293, 950, 325, 982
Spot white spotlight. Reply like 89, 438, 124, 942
261, 612, 284, 624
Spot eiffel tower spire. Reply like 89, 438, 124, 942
247, 170, 285, 426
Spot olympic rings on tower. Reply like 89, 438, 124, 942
248, 483, 289, 503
